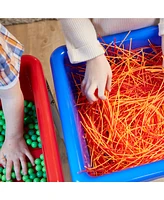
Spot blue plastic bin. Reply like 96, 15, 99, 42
50, 26, 164, 182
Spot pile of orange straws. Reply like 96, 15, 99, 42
68, 40, 164, 177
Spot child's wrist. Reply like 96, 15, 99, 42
5, 133, 24, 141
87, 54, 105, 63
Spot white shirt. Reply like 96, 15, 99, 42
59, 18, 164, 63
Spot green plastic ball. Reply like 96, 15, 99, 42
29, 173, 36, 180
2, 168, 6, 175
24, 116, 33, 125
36, 130, 40, 136
40, 178, 47, 182
28, 168, 34, 175
0, 126, 3, 132
34, 118, 38, 123
42, 167, 46, 173
32, 105, 36, 111
24, 134, 30, 140
1, 175, 6, 182
0, 110, 3, 116
27, 102, 33, 108
1, 130, 5, 135
0, 166, 3, 173
36, 171, 43, 178
28, 130, 35, 136
24, 107, 29, 113
31, 141, 38, 148
0, 141, 4, 147
31, 135, 37, 141
20, 170, 25, 176
11, 172, 16, 179
26, 139, 32, 145
28, 124, 34, 129
33, 177, 40, 182
35, 165, 42, 172
28, 111, 33, 116
0, 135, 4, 142
37, 136, 41, 143
41, 160, 45, 167
25, 179, 32, 182
40, 154, 44, 160
42, 172, 47, 178
22, 175, 29, 181
2, 124, 6, 130
34, 124, 39, 130
38, 143, 42, 148
0, 119, 5, 126
27, 162, 32, 168
34, 158, 41, 165
24, 100, 28, 107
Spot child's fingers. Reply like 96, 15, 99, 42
25, 150, 35, 166
98, 81, 106, 100
81, 79, 86, 96
106, 74, 112, 92
0, 155, 7, 168
13, 159, 21, 181
20, 155, 27, 175
85, 82, 98, 103
6, 159, 12, 180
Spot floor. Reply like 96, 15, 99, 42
5, 19, 164, 182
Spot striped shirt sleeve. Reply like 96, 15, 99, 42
0, 23, 24, 89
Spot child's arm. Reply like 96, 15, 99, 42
0, 81, 34, 181
0, 24, 34, 181
59, 18, 112, 103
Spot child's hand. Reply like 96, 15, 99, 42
81, 54, 112, 103
0, 137, 34, 181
